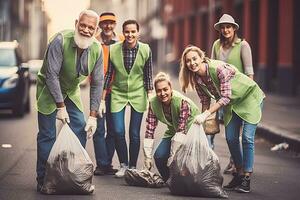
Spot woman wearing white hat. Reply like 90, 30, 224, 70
211, 13, 255, 178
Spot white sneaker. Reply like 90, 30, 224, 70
115, 163, 128, 178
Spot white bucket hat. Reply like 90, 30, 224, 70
214, 14, 239, 31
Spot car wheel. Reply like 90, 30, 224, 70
25, 94, 30, 113
12, 102, 25, 117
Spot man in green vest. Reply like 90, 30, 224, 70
142, 72, 200, 182
100, 19, 153, 178
35, 10, 103, 192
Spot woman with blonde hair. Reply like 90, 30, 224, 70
179, 45, 265, 193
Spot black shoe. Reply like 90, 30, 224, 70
94, 166, 118, 176
235, 175, 251, 193
223, 160, 236, 175
223, 174, 243, 190
36, 183, 43, 193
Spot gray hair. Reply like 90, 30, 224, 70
78, 10, 99, 25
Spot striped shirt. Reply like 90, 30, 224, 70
104, 42, 153, 91
45, 33, 103, 111
145, 100, 191, 139
195, 63, 235, 108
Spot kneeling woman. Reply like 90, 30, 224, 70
179, 45, 265, 193
142, 72, 199, 182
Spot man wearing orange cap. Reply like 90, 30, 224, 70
93, 12, 124, 176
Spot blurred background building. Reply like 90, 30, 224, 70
0, 0, 48, 60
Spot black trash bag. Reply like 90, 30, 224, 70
124, 169, 165, 188
41, 124, 95, 195
167, 124, 228, 198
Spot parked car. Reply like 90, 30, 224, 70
28, 59, 43, 83
0, 41, 31, 117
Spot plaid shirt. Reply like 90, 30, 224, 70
145, 100, 191, 139
104, 42, 153, 91
195, 63, 235, 107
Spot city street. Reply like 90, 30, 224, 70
0, 84, 299, 200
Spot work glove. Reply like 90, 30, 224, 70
194, 110, 211, 125
143, 138, 154, 170
98, 100, 106, 118
56, 107, 70, 124
84, 116, 97, 139
167, 132, 187, 167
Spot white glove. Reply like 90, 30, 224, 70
84, 116, 97, 139
194, 110, 211, 125
98, 100, 106, 118
56, 107, 70, 124
167, 132, 187, 167
143, 138, 154, 170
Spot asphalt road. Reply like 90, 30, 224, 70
0, 85, 299, 200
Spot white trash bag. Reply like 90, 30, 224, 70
41, 124, 95, 194
168, 123, 228, 198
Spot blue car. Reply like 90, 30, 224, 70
0, 41, 30, 117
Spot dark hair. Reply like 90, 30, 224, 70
100, 12, 115, 17
122, 19, 139, 32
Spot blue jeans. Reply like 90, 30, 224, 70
154, 138, 171, 182
225, 104, 263, 173
111, 106, 143, 168
93, 94, 115, 168
36, 97, 86, 185
206, 135, 215, 150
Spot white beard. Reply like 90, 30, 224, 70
74, 28, 94, 49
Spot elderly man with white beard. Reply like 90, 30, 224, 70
35, 10, 103, 192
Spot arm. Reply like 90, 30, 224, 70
45, 34, 64, 108
145, 105, 158, 139
241, 40, 254, 79
89, 48, 104, 117
143, 49, 154, 96
177, 100, 191, 134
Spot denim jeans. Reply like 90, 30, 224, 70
36, 97, 86, 185
93, 94, 115, 168
206, 135, 215, 150
111, 106, 143, 168
225, 103, 263, 173
154, 138, 171, 182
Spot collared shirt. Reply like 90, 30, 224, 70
104, 42, 153, 91
45, 33, 103, 111
145, 100, 191, 139
195, 63, 235, 107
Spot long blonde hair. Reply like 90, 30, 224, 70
179, 45, 208, 93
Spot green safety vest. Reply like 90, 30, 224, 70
200, 59, 265, 126
212, 39, 244, 73
36, 30, 101, 114
109, 41, 150, 113
150, 90, 200, 138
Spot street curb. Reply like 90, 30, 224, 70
257, 123, 300, 152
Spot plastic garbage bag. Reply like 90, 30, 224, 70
167, 124, 228, 198
124, 169, 165, 188
41, 124, 95, 194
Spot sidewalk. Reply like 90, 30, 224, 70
257, 93, 300, 152
168, 73, 300, 152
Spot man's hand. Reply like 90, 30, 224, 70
194, 110, 211, 125
98, 100, 106, 118
143, 138, 154, 170
56, 107, 70, 124
167, 132, 187, 167
85, 116, 97, 139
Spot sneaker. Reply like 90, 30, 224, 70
115, 163, 128, 178
94, 166, 118, 176
223, 174, 243, 190
235, 175, 251, 193
223, 160, 236, 175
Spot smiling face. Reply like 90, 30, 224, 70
123, 23, 139, 48
155, 80, 172, 105
100, 20, 116, 37
220, 23, 236, 40
184, 50, 203, 73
